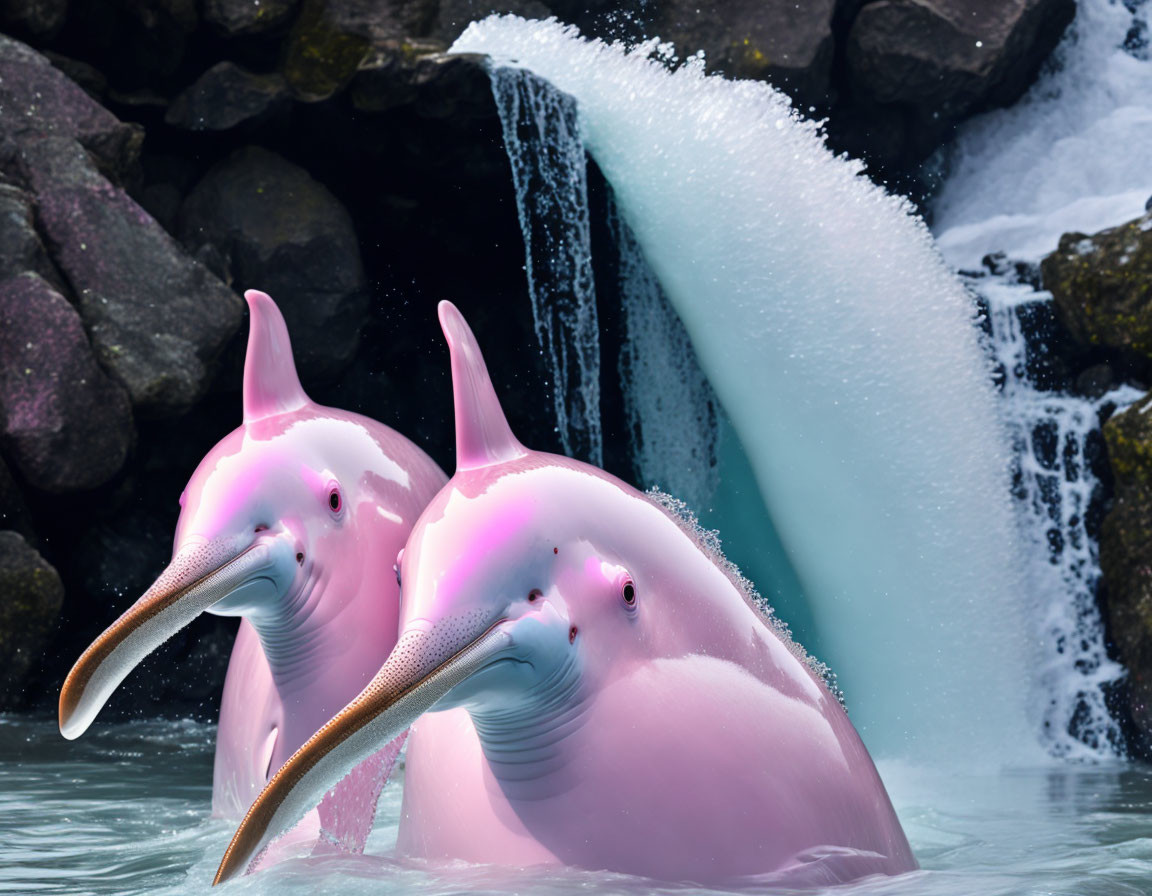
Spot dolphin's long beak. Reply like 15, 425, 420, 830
59, 535, 272, 740
213, 616, 511, 885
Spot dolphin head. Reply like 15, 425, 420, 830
60, 290, 415, 740
214, 301, 784, 883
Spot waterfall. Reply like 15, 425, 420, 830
930, 0, 1152, 757
980, 272, 1139, 758
456, 17, 1037, 762
608, 199, 720, 513
490, 67, 603, 466
932, 0, 1152, 268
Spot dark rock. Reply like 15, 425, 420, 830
653, 0, 836, 108
42, 52, 109, 102
1146, 195, 1152, 213
0, 184, 61, 287
349, 50, 492, 117
166, 62, 290, 130
0, 530, 64, 709
134, 182, 185, 234
130, 153, 201, 235
847, 0, 1075, 149
0, 456, 34, 540
0, 33, 143, 180
1074, 363, 1116, 401
0, 0, 66, 37
20, 137, 244, 416
1101, 394, 1152, 745
0, 272, 134, 493
1041, 212, 1152, 359
203, 0, 300, 35
179, 146, 367, 381
281, 0, 441, 101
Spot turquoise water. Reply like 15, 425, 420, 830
5, 716, 1151, 896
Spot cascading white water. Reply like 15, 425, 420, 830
931, 0, 1152, 758
455, 17, 1037, 762
492, 67, 603, 465
933, 0, 1152, 268
980, 272, 1139, 758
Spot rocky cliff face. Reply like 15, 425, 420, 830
0, 2, 1074, 718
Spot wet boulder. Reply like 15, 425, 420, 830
1041, 212, 1152, 360
179, 146, 367, 381
1100, 393, 1152, 748
19, 137, 244, 417
0, 530, 64, 710
0, 33, 142, 180
281, 0, 441, 101
0, 273, 134, 493
0, 184, 61, 287
652, 0, 836, 108
349, 50, 492, 117
203, 0, 300, 35
166, 62, 290, 131
846, 0, 1074, 152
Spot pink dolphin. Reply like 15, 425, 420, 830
212, 301, 917, 886
59, 290, 446, 852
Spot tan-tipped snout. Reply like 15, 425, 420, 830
213, 617, 510, 885
59, 535, 268, 740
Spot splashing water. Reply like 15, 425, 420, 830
491, 67, 603, 465
932, 0, 1152, 757
933, 0, 1152, 268
979, 273, 1140, 758
454, 17, 1035, 762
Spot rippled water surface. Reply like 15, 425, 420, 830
4, 717, 1152, 896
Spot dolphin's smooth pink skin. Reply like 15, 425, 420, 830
187, 291, 445, 842
213, 300, 916, 887
61, 290, 446, 854
398, 304, 916, 883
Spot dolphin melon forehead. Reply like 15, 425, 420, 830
181, 414, 412, 509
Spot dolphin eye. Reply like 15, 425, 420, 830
328, 486, 342, 513
621, 578, 636, 606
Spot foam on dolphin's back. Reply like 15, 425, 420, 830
452, 16, 1037, 762
646, 487, 843, 706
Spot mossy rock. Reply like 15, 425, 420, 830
1041, 212, 1152, 359
282, 0, 439, 102
1101, 392, 1152, 744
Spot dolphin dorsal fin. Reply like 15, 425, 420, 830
438, 301, 527, 471
242, 290, 310, 422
